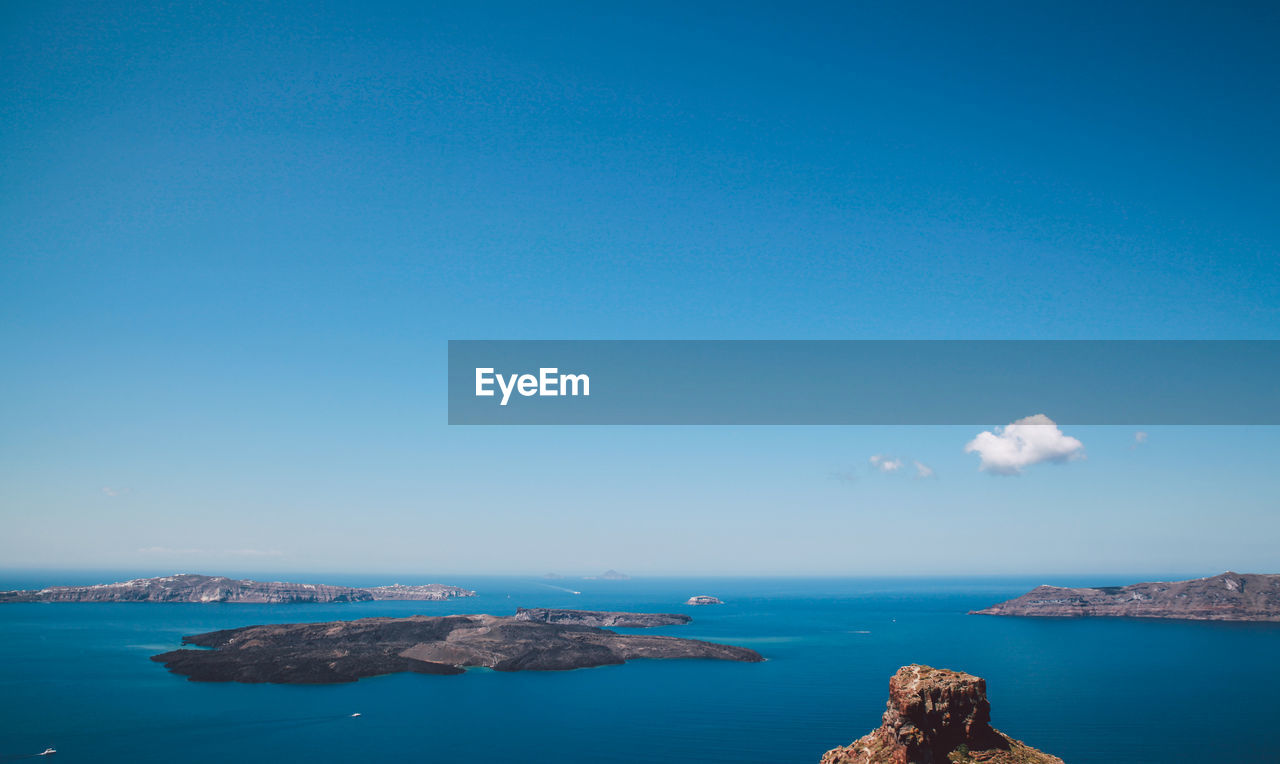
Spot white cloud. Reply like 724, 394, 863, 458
964, 414, 1084, 475
869, 454, 903, 472
914, 461, 935, 479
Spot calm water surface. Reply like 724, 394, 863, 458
1, 573, 1277, 763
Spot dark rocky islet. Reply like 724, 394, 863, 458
513, 607, 691, 627
151, 611, 763, 684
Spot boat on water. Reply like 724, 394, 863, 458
37, 749, 57, 756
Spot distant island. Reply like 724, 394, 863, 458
152, 611, 762, 683
972, 572, 1280, 621
584, 569, 630, 580
820, 665, 1063, 764
685, 595, 723, 606
514, 607, 691, 627
0, 574, 475, 604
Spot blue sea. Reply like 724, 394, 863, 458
1, 573, 1278, 763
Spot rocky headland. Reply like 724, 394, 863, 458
513, 607, 691, 627
971, 572, 1280, 621
820, 665, 1064, 764
0, 574, 474, 604
151, 612, 763, 683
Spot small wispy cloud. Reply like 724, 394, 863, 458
964, 414, 1085, 476
829, 467, 858, 485
137, 547, 283, 557
137, 546, 205, 556
869, 454, 904, 473
102, 486, 132, 497
839, 455, 935, 484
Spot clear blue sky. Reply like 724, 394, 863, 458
2, 1, 1278, 577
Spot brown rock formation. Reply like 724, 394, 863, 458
971, 572, 1280, 621
820, 665, 1063, 764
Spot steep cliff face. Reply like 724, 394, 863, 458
820, 665, 1064, 764
971, 572, 1280, 621
0, 574, 474, 603
362, 583, 476, 601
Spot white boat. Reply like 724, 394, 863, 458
350, 713, 361, 718
37, 749, 57, 756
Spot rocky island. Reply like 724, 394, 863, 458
362, 583, 476, 601
685, 595, 723, 605
513, 607, 691, 627
0, 574, 474, 604
820, 665, 1064, 764
972, 571, 1280, 621
151, 611, 763, 683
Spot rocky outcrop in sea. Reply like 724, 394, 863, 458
820, 665, 1064, 764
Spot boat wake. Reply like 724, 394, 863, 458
537, 583, 582, 595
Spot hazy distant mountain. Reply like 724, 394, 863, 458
584, 569, 630, 580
